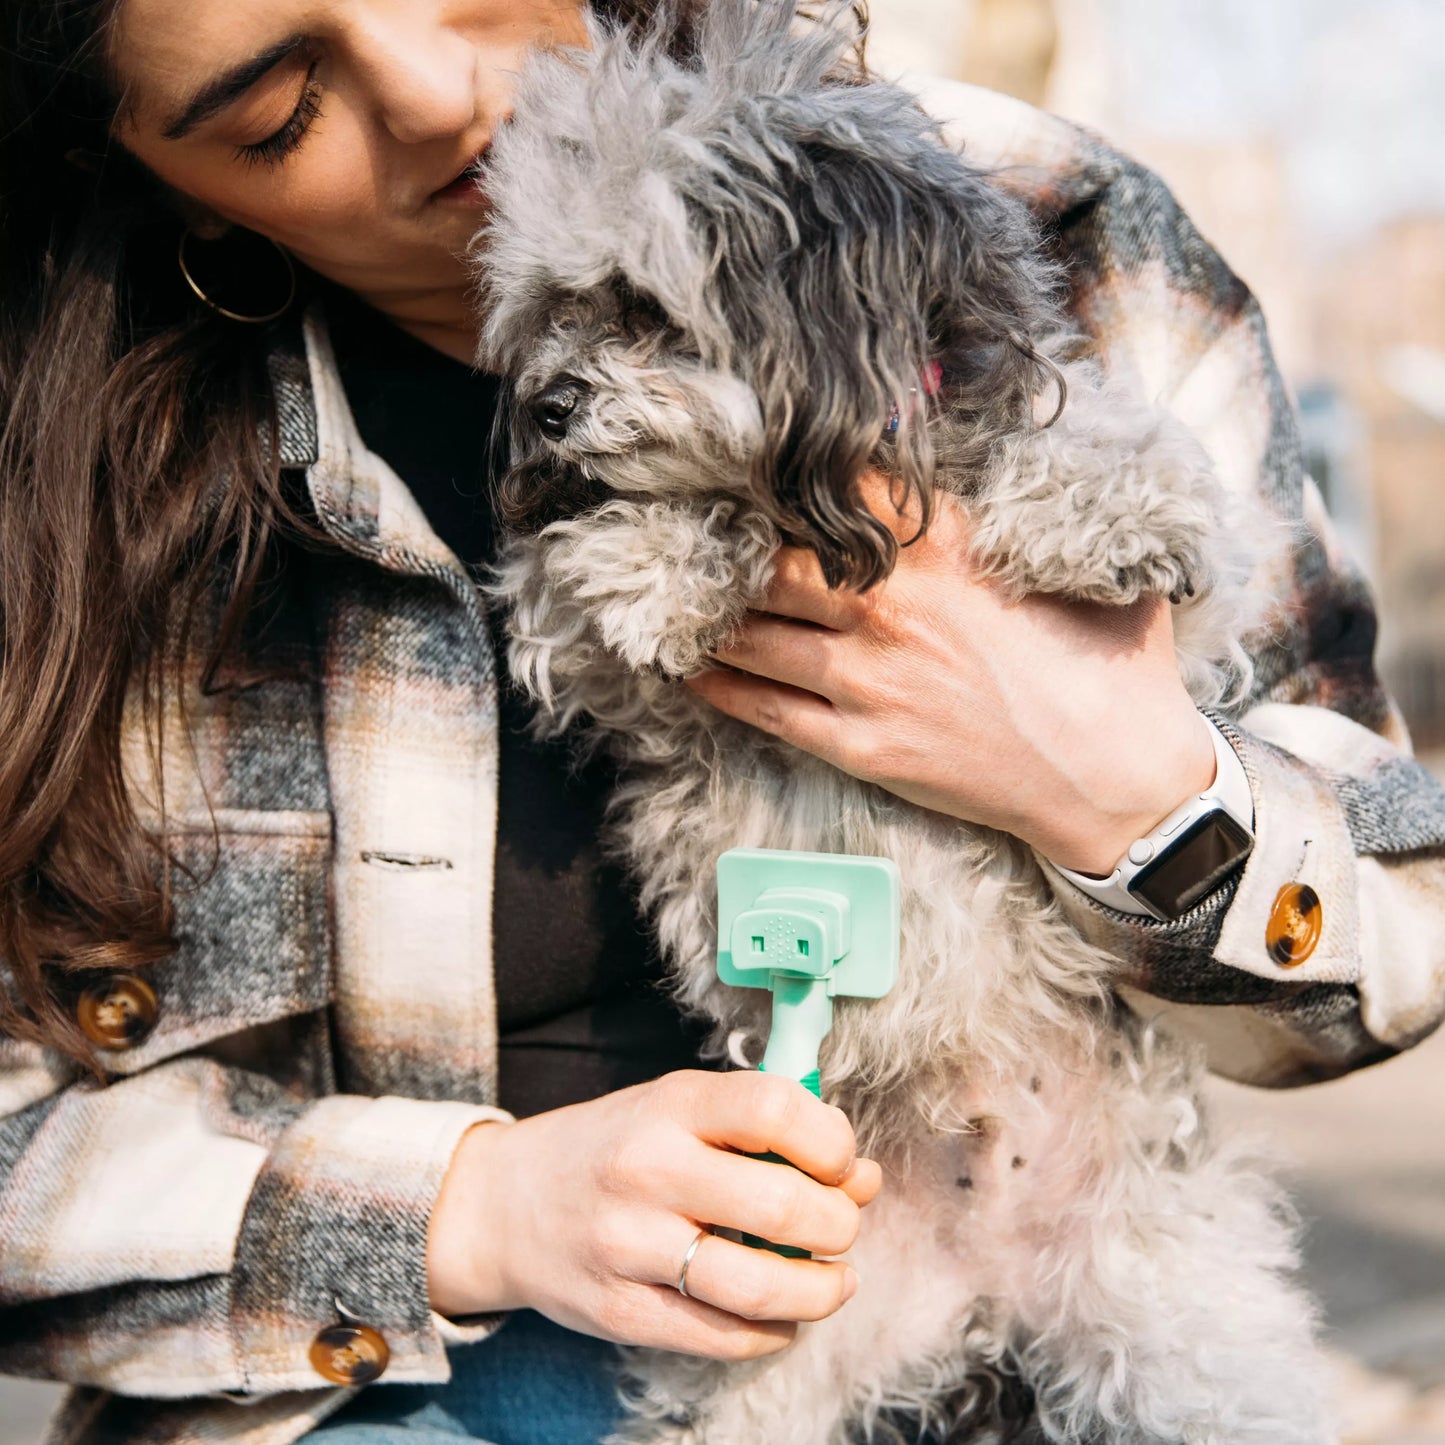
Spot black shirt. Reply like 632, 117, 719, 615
326, 289, 710, 1118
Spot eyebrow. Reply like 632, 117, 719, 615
161, 35, 309, 141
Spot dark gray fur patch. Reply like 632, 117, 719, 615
857, 1362, 1041, 1444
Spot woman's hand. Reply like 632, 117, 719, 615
686, 477, 1217, 876
426, 1070, 882, 1359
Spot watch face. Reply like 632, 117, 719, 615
1128, 810, 1254, 921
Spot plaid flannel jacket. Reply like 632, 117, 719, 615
4, 77, 1445, 1445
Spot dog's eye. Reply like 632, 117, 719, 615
528, 380, 587, 440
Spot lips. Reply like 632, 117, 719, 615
430, 146, 492, 205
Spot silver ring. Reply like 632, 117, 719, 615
676, 1227, 711, 1298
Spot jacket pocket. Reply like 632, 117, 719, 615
94, 810, 335, 1078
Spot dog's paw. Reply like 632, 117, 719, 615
969, 466, 1218, 608
968, 367, 1225, 610
1070, 509, 1213, 609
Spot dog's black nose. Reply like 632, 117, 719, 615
528, 381, 586, 440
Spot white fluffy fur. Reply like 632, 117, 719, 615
491, 379, 1329, 1444
478, 4, 1330, 1440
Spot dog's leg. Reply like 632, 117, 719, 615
964, 363, 1225, 610
1008, 1030, 1334, 1445
495, 499, 780, 724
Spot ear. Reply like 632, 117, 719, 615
169, 202, 231, 241
706, 95, 1058, 590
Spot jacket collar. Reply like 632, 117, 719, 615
271, 304, 476, 574
898, 74, 1122, 218
267, 304, 492, 643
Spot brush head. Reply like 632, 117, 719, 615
716, 848, 900, 999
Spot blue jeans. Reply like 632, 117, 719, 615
307, 1311, 626, 1445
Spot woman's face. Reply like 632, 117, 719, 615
111, 0, 589, 334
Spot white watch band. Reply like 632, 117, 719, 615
1047, 716, 1254, 920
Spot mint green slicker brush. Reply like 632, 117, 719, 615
715, 848, 901, 1257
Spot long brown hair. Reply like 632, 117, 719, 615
0, 0, 862, 1069
0, 0, 316, 1067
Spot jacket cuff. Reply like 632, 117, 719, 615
230, 1093, 513, 1394
1035, 849, 1237, 981
1035, 711, 1357, 989
432, 1310, 510, 1347
1212, 713, 1358, 984
1034, 710, 1411, 1084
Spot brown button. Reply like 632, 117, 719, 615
1266, 884, 1322, 968
309, 1324, 390, 1386
76, 974, 159, 1050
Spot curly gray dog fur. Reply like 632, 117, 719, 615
473, 3, 1330, 1441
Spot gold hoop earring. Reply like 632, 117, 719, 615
177, 227, 297, 325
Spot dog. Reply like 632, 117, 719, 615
473, 3, 1329, 1440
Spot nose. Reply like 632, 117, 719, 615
355, 10, 479, 145
528, 380, 588, 440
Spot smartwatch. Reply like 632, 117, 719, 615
1047, 716, 1254, 923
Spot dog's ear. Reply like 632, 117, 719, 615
702, 91, 1058, 590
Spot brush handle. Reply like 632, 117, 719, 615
760, 978, 832, 1078
770, 1067, 821, 1099
741, 1066, 822, 1258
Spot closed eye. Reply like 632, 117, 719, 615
236, 64, 325, 170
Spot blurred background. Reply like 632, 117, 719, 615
869, 2, 1445, 1442
2, 2, 1442, 1442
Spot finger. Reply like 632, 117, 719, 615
856, 468, 927, 542
761, 548, 868, 629
684, 669, 843, 759
665, 1226, 858, 1323
710, 614, 843, 699
671, 1071, 859, 1186
855, 470, 976, 566
838, 1156, 884, 1208
767, 483, 934, 621
597, 1278, 798, 1361
667, 1143, 861, 1256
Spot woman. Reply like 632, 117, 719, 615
1, 2, 1442, 1443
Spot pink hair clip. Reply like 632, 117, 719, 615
884, 361, 945, 436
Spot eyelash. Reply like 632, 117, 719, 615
236, 65, 323, 170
